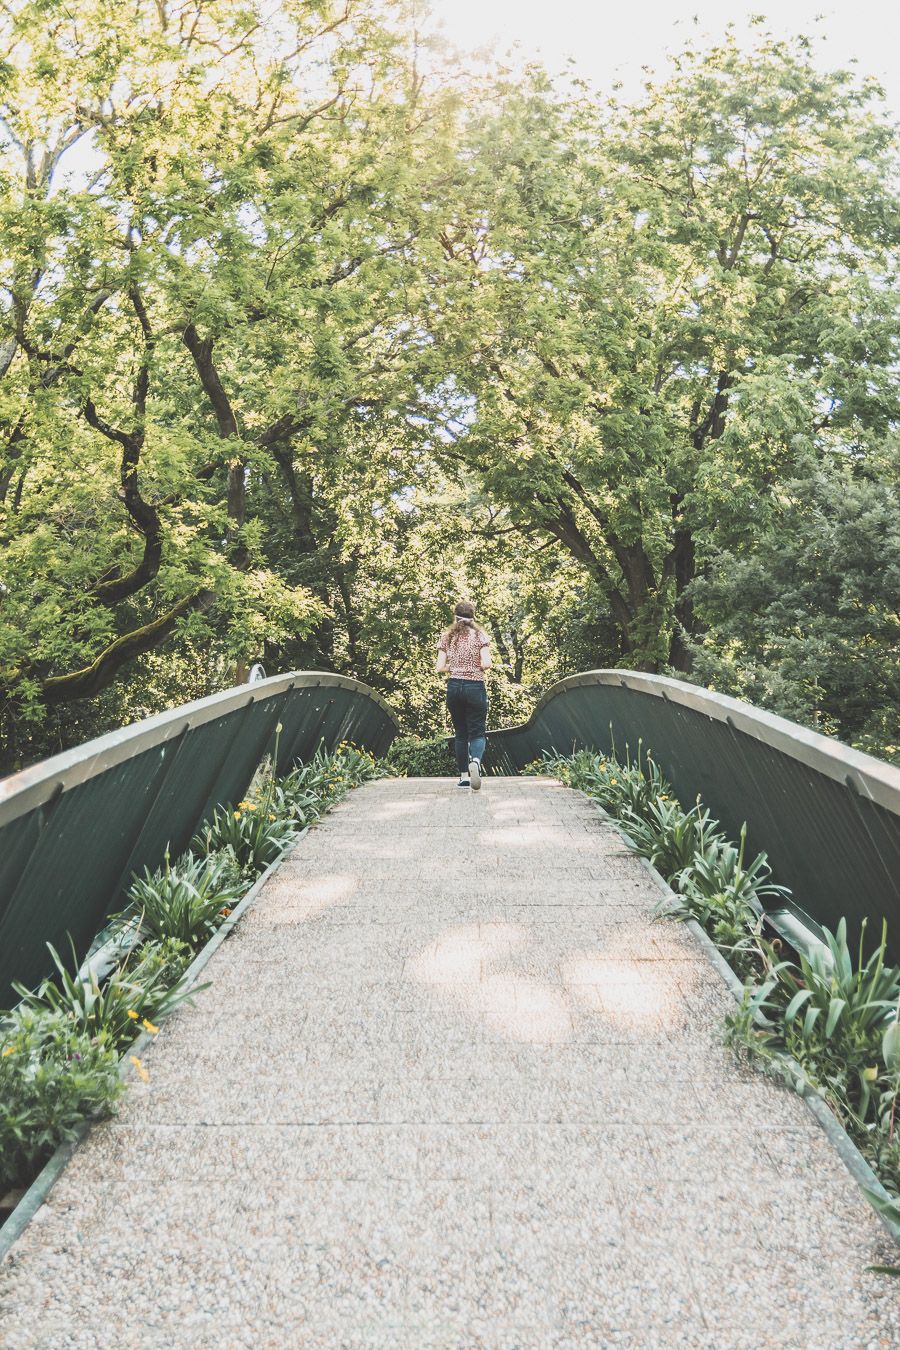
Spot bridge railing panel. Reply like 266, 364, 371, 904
487, 671, 900, 959
0, 673, 398, 1005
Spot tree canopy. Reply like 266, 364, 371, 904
1, 3, 898, 769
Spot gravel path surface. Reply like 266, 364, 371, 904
1, 776, 898, 1349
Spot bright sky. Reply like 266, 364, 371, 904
425, 1, 900, 118
43, 0, 900, 192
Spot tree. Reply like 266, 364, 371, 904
422, 29, 900, 673
3, 13, 898, 770
0, 0, 458, 767
688, 445, 900, 760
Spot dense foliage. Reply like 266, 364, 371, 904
1, 4, 897, 768
382, 733, 455, 777
0, 1005, 122, 1191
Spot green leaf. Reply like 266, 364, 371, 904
863, 1187, 900, 1241
825, 997, 847, 1038
883, 1020, 900, 1075
784, 988, 813, 1024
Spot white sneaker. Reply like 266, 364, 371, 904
468, 758, 481, 791
457, 775, 471, 788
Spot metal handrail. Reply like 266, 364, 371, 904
490, 670, 899, 811
0, 671, 400, 1003
0, 670, 398, 829
487, 669, 900, 958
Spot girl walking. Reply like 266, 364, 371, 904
435, 601, 491, 789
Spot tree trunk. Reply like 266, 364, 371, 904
667, 529, 696, 673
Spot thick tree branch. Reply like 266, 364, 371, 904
537, 494, 635, 641
82, 399, 165, 606
181, 321, 245, 535
0, 412, 27, 505
559, 467, 658, 602
181, 323, 239, 439
41, 589, 215, 704
692, 371, 733, 448
718, 211, 754, 270
81, 294, 166, 605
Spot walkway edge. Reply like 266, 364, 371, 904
0, 827, 308, 1265
578, 791, 900, 1247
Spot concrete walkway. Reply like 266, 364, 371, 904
1, 777, 897, 1348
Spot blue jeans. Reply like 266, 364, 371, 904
446, 678, 487, 774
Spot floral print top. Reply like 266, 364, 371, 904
438, 625, 490, 681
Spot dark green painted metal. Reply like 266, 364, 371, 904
0, 672, 398, 1006
488, 671, 900, 960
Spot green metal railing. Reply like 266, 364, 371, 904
4, 665, 898, 1003
488, 671, 900, 961
0, 672, 398, 1006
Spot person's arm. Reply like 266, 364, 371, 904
479, 633, 492, 670
435, 648, 448, 676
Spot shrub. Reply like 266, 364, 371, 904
13, 939, 195, 1052
673, 824, 790, 909
742, 919, 900, 1118
275, 742, 384, 818
539, 746, 672, 820
0, 1006, 122, 1190
192, 801, 298, 878
383, 735, 455, 777
128, 937, 194, 986
270, 778, 324, 827
660, 885, 765, 981
115, 853, 244, 949
193, 744, 380, 869
332, 741, 385, 787
620, 797, 725, 881
726, 930, 900, 1202
868, 1094, 900, 1196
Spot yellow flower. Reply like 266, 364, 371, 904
245, 803, 257, 811
233, 811, 241, 820
610, 778, 618, 786
126, 1009, 139, 1020
141, 1018, 160, 1035
863, 1066, 879, 1082
130, 1055, 150, 1083
2, 1045, 15, 1057
660, 794, 669, 801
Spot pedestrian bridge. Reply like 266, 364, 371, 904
1, 672, 899, 1345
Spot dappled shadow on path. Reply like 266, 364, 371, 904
407, 921, 684, 1045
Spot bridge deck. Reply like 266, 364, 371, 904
1, 777, 897, 1347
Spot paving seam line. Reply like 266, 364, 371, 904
574, 788, 900, 1247
0, 816, 319, 1264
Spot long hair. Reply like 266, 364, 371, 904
443, 601, 477, 649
